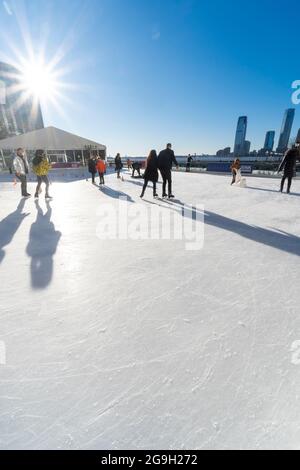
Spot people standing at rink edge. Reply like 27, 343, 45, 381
32, 149, 52, 200
115, 153, 123, 178
278, 146, 299, 194
88, 156, 97, 184
157, 143, 179, 198
13, 148, 31, 198
140, 150, 159, 199
96, 158, 106, 185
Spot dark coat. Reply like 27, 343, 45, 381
157, 148, 178, 170
278, 149, 299, 176
144, 156, 158, 182
88, 159, 97, 174
115, 156, 123, 170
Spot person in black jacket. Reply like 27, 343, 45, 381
278, 147, 299, 193
115, 153, 123, 178
140, 150, 159, 198
88, 156, 97, 184
157, 143, 178, 198
132, 161, 142, 178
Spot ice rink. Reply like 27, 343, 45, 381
0, 171, 300, 450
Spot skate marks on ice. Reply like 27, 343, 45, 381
155, 199, 300, 257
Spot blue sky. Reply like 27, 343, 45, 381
1, 0, 300, 155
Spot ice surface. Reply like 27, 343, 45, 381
0, 171, 300, 450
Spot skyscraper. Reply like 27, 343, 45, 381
264, 131, 275, 152
234, 116, 247, 156
0, 61, 44, 140
276, 109, 295, 154
243, 140, 251, 155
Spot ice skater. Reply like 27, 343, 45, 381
140, 150, 159, 199
278, 146, 299, 194
132, 161, 142, 178
186, 154, 193, 172
115, 153, 123, 179
96, 158, 106, 185
32, 150, 52, 200
157, 143, 179, 198
230, 159, 241, 185
88, 156, 97, 184
13, 148, 31, 198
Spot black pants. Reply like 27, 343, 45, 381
99, 172, 105, 185
35, 175, 50, 197
16, 174, 28, 196
281, 175, 293, 193
90, 172, 96, 184
186, 164, 191, 172
160, 169, 172, 196
231, 171, 236, 185
132, 169, 141, 178
141, 179, 157, 197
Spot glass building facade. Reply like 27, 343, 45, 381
276, 109, 295, 154
0, 61, 44, 140
264, 131, 275, 152
234, 116, 247, 156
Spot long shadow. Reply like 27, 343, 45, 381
125, 179, 162, 189
160, 200, 300, 257
0, 199, 30, 264
26, 201, 62, 289
247, 186, 300, 197
99, 186, 135, 203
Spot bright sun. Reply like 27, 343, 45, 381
21, 60, 58, 101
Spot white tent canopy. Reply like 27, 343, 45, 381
0, 126, 106, 152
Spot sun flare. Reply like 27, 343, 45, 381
20, 59, 59, 101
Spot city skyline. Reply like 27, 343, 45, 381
1, 0, 300, 155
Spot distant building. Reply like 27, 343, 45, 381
234, 116, 247, 156
216, 147, 231, 156
276, 109, 295, 154
264, 131, 275, 152
0, 61, 44, 140
243, 140, 251, 155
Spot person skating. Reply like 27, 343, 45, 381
88, 156, 97, 184
278, 146, 299, 194
230, 159, 241, 185
157, 143, 178, 198
13, 148, 31, 198
132, 161, 142, 178
140, 150, 159, 198
32, 150, 52, 200
96, 158, 106, 185
186, 154, 193, 172
115, 153, 123, 179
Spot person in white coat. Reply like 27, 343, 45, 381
13, 148, 31, 198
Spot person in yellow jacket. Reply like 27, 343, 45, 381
32, 149, 52, 199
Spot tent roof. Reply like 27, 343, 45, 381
0, 126, 106, 151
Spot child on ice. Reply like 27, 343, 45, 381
96, 158, 106, 185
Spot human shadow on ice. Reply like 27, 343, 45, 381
246, 186, 300, 197
0, 199, 29, 264
26, 201, 61, 289
100, 186, 135, 203
165, 200, 300, 257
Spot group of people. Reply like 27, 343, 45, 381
88, 156, 107, 185
87, 144, 179, 199
230, 146, 299, 193
9, 143, 300, 201
12, 148, 52, 199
